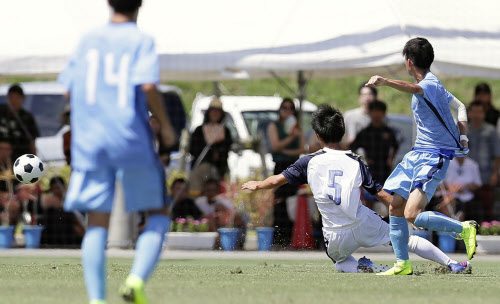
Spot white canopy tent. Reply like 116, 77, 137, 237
1, 0, 500, 81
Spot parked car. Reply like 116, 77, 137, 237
0, 82, 187, 166
190, 94, 318, 179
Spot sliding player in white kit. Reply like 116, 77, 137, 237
242, 105, 470, 273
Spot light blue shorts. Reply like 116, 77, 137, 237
383, 150, 450, 203
64, 165, 167, 213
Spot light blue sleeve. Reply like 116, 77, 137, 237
57, 42, 82, 91
417, 78, 437, 102
130, 36, 160, 85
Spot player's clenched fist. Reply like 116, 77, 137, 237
366, 75, 387, 87
241, 181, 261, 191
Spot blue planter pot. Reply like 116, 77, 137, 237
437, 231, 457, 253
256, 227, 275, 251
23, 225, 44, 249
218, 228, 241, 251
0, 226, 15, 249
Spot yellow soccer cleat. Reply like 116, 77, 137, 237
376, 260, 413, 276
459, 221, 479, 260
89, 300, 107, 304
119, 275, 148, 304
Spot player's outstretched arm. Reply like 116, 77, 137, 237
142, 83, 176, 147
241, 174, 288, 191
366, 75, 423, 95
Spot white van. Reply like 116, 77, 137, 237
0, 82, 187, 166
190, 94, 318, 179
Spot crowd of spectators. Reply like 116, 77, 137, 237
2, 80, 500, 249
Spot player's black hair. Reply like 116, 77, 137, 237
311, 105, 345, 144
368, 100, 387, 112
358, 83, 378, 97
474, 82, 491, 96
108, 0, 142, 13
469, 100, 486, 112
7, 83, 24, 96
402, 37, 434, 70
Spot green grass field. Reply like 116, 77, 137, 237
1, 257, 499, 304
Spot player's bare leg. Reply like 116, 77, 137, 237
84, 212, 111, 304
120, 207, 170, 304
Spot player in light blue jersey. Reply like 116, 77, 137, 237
57, 1, 175, 303
366, 37, 478, 275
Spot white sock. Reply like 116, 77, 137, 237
408, 235, 457, 266
335, 255, 358, 273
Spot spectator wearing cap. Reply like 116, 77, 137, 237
189, 97, 233, 194
0, 84, 40, 162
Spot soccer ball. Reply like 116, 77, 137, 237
13, 154, 45, 184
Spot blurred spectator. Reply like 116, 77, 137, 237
150, 114, 172, 167
0, 139, 14, 191
0, 138, 15, 225
342, 84, 378, 147
350, 100, 399, 209
0, 84, 40, 161
189, 97, 233, 194
351, 100, 399, 181
437, 157, 482, 221
474, 82, 499, 127
40, 177, 84, 247
5, 183, 39, 226
60, 105, 71, 165
467, 101, 500, 221
267, 97, 305, 247
170, 178, 202, 220
195, 179, 245, 245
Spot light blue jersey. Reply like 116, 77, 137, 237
58, 22, 159, 170
58, 22, 166, 213
412, 71, 459, 151
384, 71, 459, 202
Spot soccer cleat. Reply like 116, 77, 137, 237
357, 256, 390, 273
376, 260, 413, 276
448, 261, 472, 274
459, 221, 479, 260
119, 275, 148, 304
89, 301, 107, 304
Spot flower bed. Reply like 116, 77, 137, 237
476, 221, 500, 254
164, 231, 218, 250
